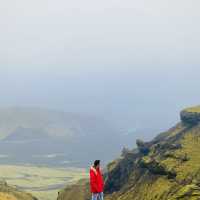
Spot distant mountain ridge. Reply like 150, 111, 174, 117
0, 107, 128, 167
3, 127, 49, 141
0, 107, 109, 140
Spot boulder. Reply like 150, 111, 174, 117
139, 157, 176, 179
136, 139, 150, 155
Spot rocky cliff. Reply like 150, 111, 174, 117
180, 105, 200, 125
57, 105, 200, 200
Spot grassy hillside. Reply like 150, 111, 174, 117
57, 105, 200, 200
0, 181, 37, 200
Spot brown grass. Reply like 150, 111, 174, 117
0, 192, 17, 200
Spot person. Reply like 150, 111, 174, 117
90, 160, 104, 200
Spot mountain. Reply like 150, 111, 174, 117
57, 105, 200, 200
0, 181, 37, 200
3, 127, 49, 141
0, 107, 113, 140
0, 107, 130, 167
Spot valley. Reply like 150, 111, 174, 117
0, 164, 87, 200
0, 107, 132, 168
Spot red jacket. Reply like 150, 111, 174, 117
90, 166, 104, 193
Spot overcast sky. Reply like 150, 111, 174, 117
0, 0, 200, 137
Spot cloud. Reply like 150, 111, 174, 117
0, 0, 199, 68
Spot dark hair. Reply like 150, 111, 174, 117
94, 160, 100, 167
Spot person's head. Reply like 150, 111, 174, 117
93, 160, 100, 169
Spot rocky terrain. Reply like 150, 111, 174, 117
0, 181, 37, 200
57, 105, 200, 200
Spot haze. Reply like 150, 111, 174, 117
0, 0, 200, 139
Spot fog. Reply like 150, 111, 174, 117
0, 0, 200, 139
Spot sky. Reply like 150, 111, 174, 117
0, 0, 200, 138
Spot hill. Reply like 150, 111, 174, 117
0, 107, 128, 167
57, 105, 200, 200
0, 181, 37, 200
3, 127, 49, 141
0, 107, 112, 139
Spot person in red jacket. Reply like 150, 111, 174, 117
90, 160, 104, 200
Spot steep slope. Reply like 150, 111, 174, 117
0, 181, 37, 200
57, 105, 200, 200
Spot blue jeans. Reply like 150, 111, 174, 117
92, 192, 104, 200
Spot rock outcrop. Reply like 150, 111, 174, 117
57, 105, 200, 200
180, 105, 200, 125
139, 156, 177, 179
136, 139, 150, 155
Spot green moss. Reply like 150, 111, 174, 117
168, 184, 200, 200
171, 128, 200, 181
